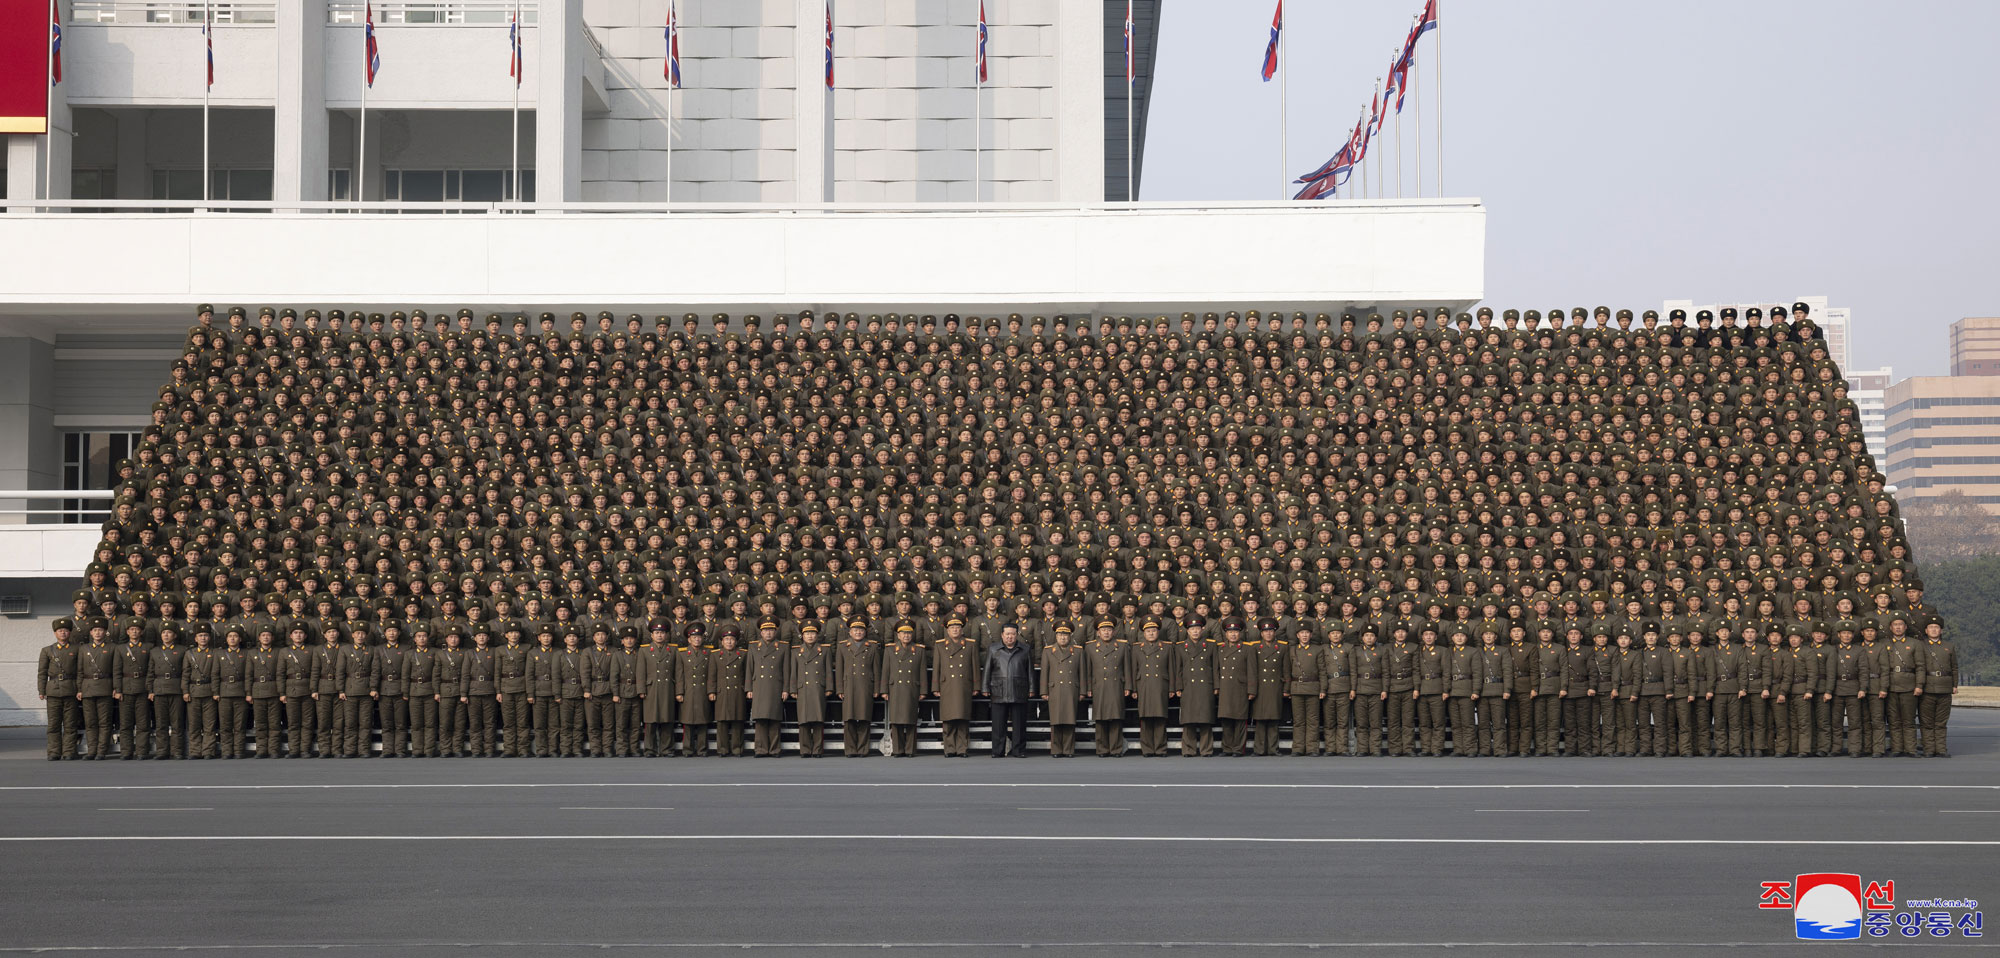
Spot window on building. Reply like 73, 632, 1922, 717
383, 168, 534, 209
61, 431, 142, 524
152, 169, 275, 205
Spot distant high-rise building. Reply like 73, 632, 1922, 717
1950, 317, 2000, 376
1846, 367, 1893, 465
1885, 375, 2000, 514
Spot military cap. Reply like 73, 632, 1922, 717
1792, 301, 1811, 315
1570, 307, 1588, 319
1477, 306, 1494, 319
1142, 620, 1160, 630
649, 621, 669, 633
1523, 309, 1541, 323
51, 618, 73, 634
1616, 308, 1633, 320
597, 311, 614, 320
390, 310, 406, 321
279, 308, 297, 319
1746, 306, 1763, 319
328, 309, 345, 320
196, 304, 214, 315
228, 306, 246, 318
896, 623, 914, 633
1501, 308, 1519, 321
1594, 306, 1610, 317
946, 617, 964, 627
258, 306, 275, 317
1224, 618, 1244, 632
687, 624, 707, 637
1642, 309, 1659, 321
1054, 624, 1073, 635
759, 620, 778, 631
719, 627, 742, 639
1695, 309, 1713, 322
1720, 307, 1737, 320
1186, 617, 1205, 630
801, 623, 820, 634
1669, 308, 1686, 321
1258, 618, 1279, 632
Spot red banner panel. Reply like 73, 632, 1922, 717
0, 0, 53, 134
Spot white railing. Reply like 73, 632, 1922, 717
72, 2, 278, 25
328, 1, 538, 25
10, 197, 1476, 215
0, 491, 117, 524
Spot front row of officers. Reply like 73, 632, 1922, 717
37, 613, 1959, 761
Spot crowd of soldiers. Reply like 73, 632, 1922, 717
36, 300, 1957, 760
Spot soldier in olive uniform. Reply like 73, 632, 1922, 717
1529, 631, 1564, 757
215, 629, 249, 758
1882, 619, 1924, 756
1709, 629, 1747, 757
1444, 632, 1478, 757
1858, 628, 1888, 756
1786, 632, 1817, 758
313, 626, 346, 758
437, 632, 470, 757
113, 624, 153, 759
1041, 625, 1084, 757
406, 631, 442, 757
1474, 630, 1511, 757
555, 633, 590, 757
1349, 631, 1386, 756
496, 629, 532, 758
527, 629, 561, 757
788, 623, 833, 757
585, 629, 619, 756
1320, 630, 1354, 756
747, 622, 790, 756
931, 618, 980, 757
614, 631, 650, 756
463, 630, 499, 757
880, 624, 927, 757
247, 630, 284, 758
147, 626, 189, 760
1609, 634, 1641, 756
37, 621, 81, 760
1283, 624, 1322, 756
278, 628, 316, 757
184, 629, 218, 759
1636, 632, 1669, 757
374, 628, 409, 757
1830, 629, 1868, 757
1416, 630, 1449, 757
641, 625, 678, 757
1083, 620, 1130, 757
1920, 623, 1958, 757
337, 629, 377, 757
835, 620, 879, 757
1506, 629, 1537, 756
1385, 631, 1420, 757
1176, 620, 1217, 757
1764, 632, 1795, 757
677, 628, 716, 756
1132, 621, 1178, 756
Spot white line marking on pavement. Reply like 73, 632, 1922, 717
559, 807, 675, 811
1, 834, 1996, 845
5, 782, 1997, 792
96, 807, 212, 812
1475, 809, 1587, 813
1939, 809, 2000, 813
1015, 807, 1130, 811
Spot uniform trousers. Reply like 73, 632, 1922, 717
314, 694, 342, 757
1920, 694, 1951, 756
1250, 717, 1281, 756
1636, 695, 1666, 756
1354, 695, 1385, 755
613, 700, 642, 756
716, 720, 746, 756
1386, 693, 1417, 755
796, 717, 826, 757
152, 696, 187, 759
1560, 697, 1591, 755
1887, 692, 1918, 755
1508, 693, 1533, 755
47, 697, 82, 759
645, 719, 676, 757
555, 699, 584, 756
1447, 696, 1475, 756
1096, 717, 1128, 756
466, 694, 497, 756
1532, 694, 1560, 755
583, 697, 612, 754
186, 696, 215, 757
938, 718, 969, 756
1712, 695, 1744, 756
1476, 695, 1506, 756
1671, 696, 1695, 756
341, 696, 374, 757
1288, 696, 1319, 755
81, 695, 115, 757
251, 697, 281, 756
498, 694, 530, 756
1417, 695, 1447, 755
1320, 696, 1350, 756
1833, 695, 1864, 756
283, 697, 312, 756
755, 718, 785, 756
1219, 718, 1248, 755
1612, 697, 1637, 755
1789, 693, 1814, 756
439, 698, 467, 755
885, 722, 916, 757
1768, 698, 1792, 756
684, 721, 714, 756
410, 696, 439, 756
1746, 695, 1770, 754
1865, 694, 1888, 756
529, 698, 556, 756
990, 703, 1027, 756
1812, 694, 1834, 755
1049, 722, 1077, 757
378, 696, 409, 756
118, 695, 152, 757
217, 697, 245, 757
1688, 697, 1713, 756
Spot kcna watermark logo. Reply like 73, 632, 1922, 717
1759, 874, 1982, 940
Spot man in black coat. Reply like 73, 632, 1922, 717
982, 625, 1033, 758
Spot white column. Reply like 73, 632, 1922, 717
792, 0, 828, 205
114, 109, 148, 199
357, 109, 382, 203
274, 0, 329, 205
534, 0, 582, 205
0, 337, 58, 525
1053, 0, 1102, 203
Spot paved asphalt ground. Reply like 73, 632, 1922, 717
2, 715, 1997, 956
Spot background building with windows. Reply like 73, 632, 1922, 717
1884, 375, 2000, 513
1847, 366, 1893, 466
1950, 316, 2000, 377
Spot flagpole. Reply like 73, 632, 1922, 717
1435, 0, 1443, 195
44, 0, 55, 209
665, 0, 673, 206
1394, 53, 1401, 199
973, 1, 981, 205
359, 70, 368, 204
1278, 3, 1288, 201
1412, 18, 1421, 197
1124, 0, 1133, 202
511, 0, 520, 205
203, 1, 212, 205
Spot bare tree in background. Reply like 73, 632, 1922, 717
1903, 489, 2000, 562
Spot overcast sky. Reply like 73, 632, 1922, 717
1142, 0, 2000, 379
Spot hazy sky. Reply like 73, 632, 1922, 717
1143, 0, 2000, 378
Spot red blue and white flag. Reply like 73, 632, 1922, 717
1123, 1, 1134, 84
365, 1, 382, 87
663, 2, 681, 87
1260, 1, 1282, 82
50, 4, 62, 84
976, 0, 988, 83
1415, 0, 1438, 40
824, 1, 834, 89
508, 5, 523, 86
204, 14, 214, 87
